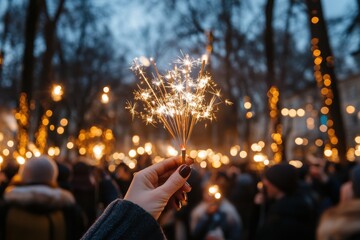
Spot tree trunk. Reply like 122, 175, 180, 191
265, 0, 285, 162
306, 0, 347, 164
17, 0, 42, 153
36, 0, 65, 131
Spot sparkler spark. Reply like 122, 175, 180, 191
127, 54, 230, 161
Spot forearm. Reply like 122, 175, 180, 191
81, 199, 165, 240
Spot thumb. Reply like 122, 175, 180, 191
158, 164, 191, 198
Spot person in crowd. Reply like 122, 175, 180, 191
70, 160, 98, 227
190, 175, 242, 240
95, 167, 121, 207
340, 164, 360, 203
0, 156, 85, 240
81, 156, 193, 240
113, 162, 133, 195
317, 199, 360, 240
306, 154, 340, 214
227, 165, 257, 240
255, 163, 317, 240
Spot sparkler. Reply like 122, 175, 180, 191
127, 54, 230, 163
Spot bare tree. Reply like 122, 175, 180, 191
306, 0, 347, 163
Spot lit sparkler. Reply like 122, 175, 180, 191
127, 54, 230, 163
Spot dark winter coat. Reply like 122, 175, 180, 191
81, 199, 165, 240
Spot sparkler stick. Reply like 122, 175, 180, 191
127, 54, 230, 164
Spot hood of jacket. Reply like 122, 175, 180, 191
4, 185, 75, 208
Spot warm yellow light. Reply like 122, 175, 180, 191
198, 150, 207, 159
67, 142, 74, 149
319, 125, 328, 132
42, 118, 49, 125
167, 146, 178, 157
281, 108, 289, 116
313, 49, 321, 56
45, 110, 53, 117
324, 149, 332, 157
60, 118, 68, 126
3, 149, 10, 156
79, 147, 86, 155
346, 105, 355, 114
311, 16, 319, 24
101, 93, 109, 104
289, 109, 297, 117
321, 107, 329, 114
314, 57, 322, 65
93, 144, 105, 160
254, 153, 267, 162
208, 185, 219, 194
325, 98, 332, 105
7, 140, 14, 148
230, 146, 238, 156
297, 109, 305, 117
103, 86, 110, 93
0, 132, 3, 141
132, 135, 140, 145
200, 161, 207, 168
214, 192, 222, 199
315, 139, 323, 146
25, 151, 32, 158
129, 149, 137, 158
144, 142, 152, 153
258, 141, 265, 148
246, 112, 253, 119
128, 161, 136, 169
244, 102, 252, 110
51, 84, 63, 102
57, 127, 65, 135
212, 160, 221, 168
295, 137, 303, 145
289, 160, 303, 168
34, 151, 41, 157
190, 150, 198, 159
16, 156, 25, 165
221, 155, 230, 164
49, 125, 55, 131
239, 151, 247, 158
0, 156, 3, 164
137, 147, 145, 155
48, 147, 55, 156
355, 136, 360, 144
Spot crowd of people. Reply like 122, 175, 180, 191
0, 152, 359, 240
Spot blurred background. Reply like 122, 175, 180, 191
0, 0, 359, 170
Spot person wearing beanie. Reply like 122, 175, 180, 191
0, 156, 86, 240
255, 163, 317, 240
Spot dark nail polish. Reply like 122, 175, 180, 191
179, 165, 191, 178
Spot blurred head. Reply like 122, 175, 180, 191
351, 165, 360, 199
19, 156, 58, 186
307, 155, 325, 178
264, 163, 298, 199
317, 200, 360, 240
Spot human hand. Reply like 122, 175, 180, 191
124, 156, 193, 220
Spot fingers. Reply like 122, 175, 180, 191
145, 156, 194, 177
168, 190, 188, 210
158, 164, 192, 197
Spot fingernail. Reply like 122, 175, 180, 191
183, 192, 188, 201
179, 165, 191, 178
176, 200, 182, 209
185, 181, 192, 189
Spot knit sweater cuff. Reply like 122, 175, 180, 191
81, 199, 165, 240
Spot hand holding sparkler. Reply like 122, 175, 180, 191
127, 54, 230, 163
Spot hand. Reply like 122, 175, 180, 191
124, 156, 193, 220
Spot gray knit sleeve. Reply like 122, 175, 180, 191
81, 199, 165, 240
